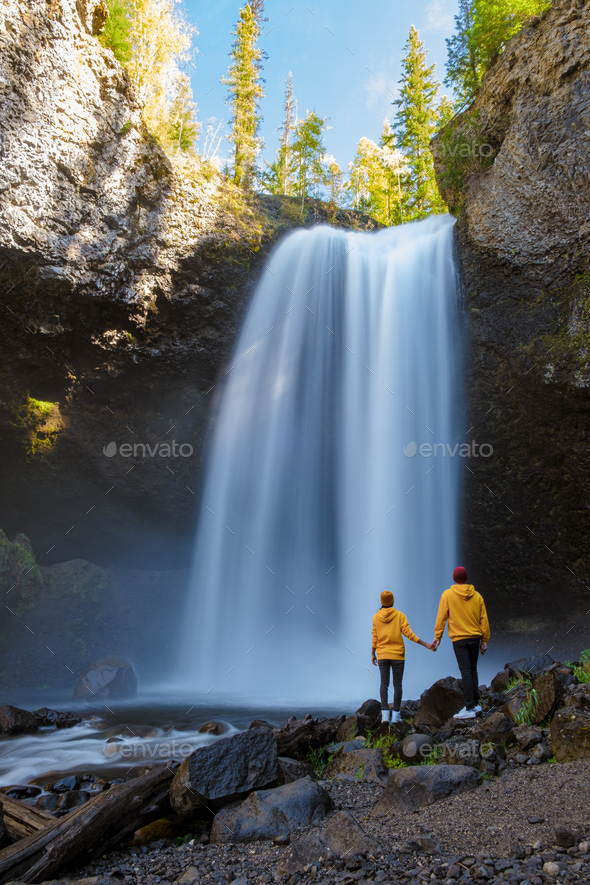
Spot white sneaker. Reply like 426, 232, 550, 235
454, 707, 476, 720
472, 704, 483, 714
381, 710, 390, 724
391, 711, 402, 723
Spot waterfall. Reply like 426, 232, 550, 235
177, 215, 461, 705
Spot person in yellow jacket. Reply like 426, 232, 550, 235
372, 590, 434, 724
432, 566, 490, 720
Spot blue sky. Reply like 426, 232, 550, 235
183, 0, 460, 175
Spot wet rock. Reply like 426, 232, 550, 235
0, 705, 37, 735
73, 656, 137, 701
33, 707, 82, 729
56, 789, 91, 813
398, 733, 434, 764
513, 725, 543, 751
198, 721, 226, 735
36, 793, 61, 812
374, 764, 481, 813
491, 669, 510, 693
0, 785, 42, 799
505, 655, 555, 681
278, 757, 316, 785
209, 777, 334, 844
413, 677, 464, 732
54, 775, 81, 793
550, 704, 590, 762
169, 727, 279, 816
323, 748, 389, 784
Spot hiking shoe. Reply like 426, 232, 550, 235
391, 711, 402, 723
381, 710, 390, 724
472, 704, 483, 714
454, 707, 476, 720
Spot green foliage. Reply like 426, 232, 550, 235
434, 108, 496, 213
514, 688, 539, 726
0, 529, 43, 617
568, 650, 590, 684
507, 673, 532, 692
262, 73, 297, 196
11, 396, 62, 459
223, 4, 265, 188
385, 753, 408, 769
445, 0, 552, 105
364, 728, 408, 769
167, 75, 200, 154
119, 120, 133, 135
347, 121, 409, 225
419, 746, 442, 766
306, 745, 338, 772
393, 26, 447, 222
292, 110, 328, 211
99, 0, 133, 64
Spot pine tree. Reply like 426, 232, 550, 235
292, 111, 327, 211
277, 73, 296, 194
323, 155, 343, 208
347, 122, 409, 226
223, 4, 265, 188
445, 0, 480, 106
167, 74, 200, 153
393, 27, 447, 221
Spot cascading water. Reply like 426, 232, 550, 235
178, 214, 462, 705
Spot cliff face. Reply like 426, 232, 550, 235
433, 0, 590, 622
0, 0, 378, 568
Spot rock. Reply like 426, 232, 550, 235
374, 764, 481, 813
56, 790, 90, 812
355, 699, 382, 730
543, 861, 561, 877
401, 699, 420, 718
0, 785, 42, 799
0, 705, 37, 735
513, 725, 543, 751
504, 655, 555, 681
550, 705, 590, 762
135, 818, 194, 845
36, 793, 60, 812
554, 827, 576, 849
334, 699, 381, 742
276, 834, 327, 876
53, 775, 80, 793
490, 669, 510, 693
413, 677, 464, 732
321, 809, 381, 856
73, 656, 137, 701
278, 757, 316, 784
33, 708, 82, 729
470, 712, 515, 745
249, 719, 276, 730
272, 833, 290, 846
530, 742, 551, 762
169, 727, 279, 816
374, 765, 482, 814
209, 778, 334, 844
398, 733, 435, 764
442, 737, 481, 768
578, 841, 590, 855
531, 671, 565, 720
175, 866, 199, 885
323, 748, 389, 784
198, 721, 226, 735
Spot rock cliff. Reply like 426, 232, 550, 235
0, 0, 378, 568
433, 0, 590, 622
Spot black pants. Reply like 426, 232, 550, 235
378, 659, 405, 712
453, 637, 481, 709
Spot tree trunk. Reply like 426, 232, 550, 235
0, 797, 54, 842
0, 766, 175, 884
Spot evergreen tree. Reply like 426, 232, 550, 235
393, 27, 447, 221
223, 4, 265, 188
292, 111, 328, 211
167, 74, 200, 153
277, 73, 296, 195
444, 0, 479, 106
347, 122, 409, 226
323, 155, 343, 208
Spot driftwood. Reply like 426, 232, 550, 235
0, 766, 175, 884
0, 796, 54, 842
274, 714, 346, 759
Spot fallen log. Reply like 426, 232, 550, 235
0, 797, 54, 842
273, 714, 346, 759
0, 765, 175, 884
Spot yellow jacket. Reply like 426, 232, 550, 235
434, 584, 490, 642
372, 607, 419, 660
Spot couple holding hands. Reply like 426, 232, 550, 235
371, 566, 490, 723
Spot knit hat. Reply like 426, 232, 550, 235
453, 566, 468, 584
381, 591, 394, 607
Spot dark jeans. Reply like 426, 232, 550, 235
378, 659, 405, 712
453, 637, 481, 709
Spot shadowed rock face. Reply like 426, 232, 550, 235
432, 0, 590, 621
0, 0, 379, 570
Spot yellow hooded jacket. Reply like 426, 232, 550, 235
371, 607, 419, 660
434, 583, 490, 643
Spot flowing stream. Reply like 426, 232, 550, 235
177, 215, 462, 704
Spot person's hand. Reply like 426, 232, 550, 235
371, 651, 377, 666
480, 642, 488, 655
432, 639, 440, 651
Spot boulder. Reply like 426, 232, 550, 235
33, 708, 82, 729
0, 785, 42, 799
442, 737, 481, 767
323, 748, 389, 784
169, 727, 278, 815
198, 721, 227, 735
278, 757, 316, 784
56, 789, 90, 813
470, 712, 515, 745
209, 777, 334, 844
503, 671, 565, 725
322, 809, 381, 856
374, 764, 481, 814
334, 699, 381, 742
73, 656, 137, 701
530, 742, 551, 762
276, 835, 328, 875
413, 677, 464, 732
356, 699, 382, 730
0, 705, 37, 735
513, 725, 543, 751
550, 704, 590, 762
505, 654, 554, 680
491, 669, 510, 693
397, 733, 435, 764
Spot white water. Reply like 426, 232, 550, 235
177, 215, 462, 704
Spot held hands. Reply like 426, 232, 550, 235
480, 641, 488, 655
431, 639, 440, 652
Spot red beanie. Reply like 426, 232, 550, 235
453, 566, 468, 584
